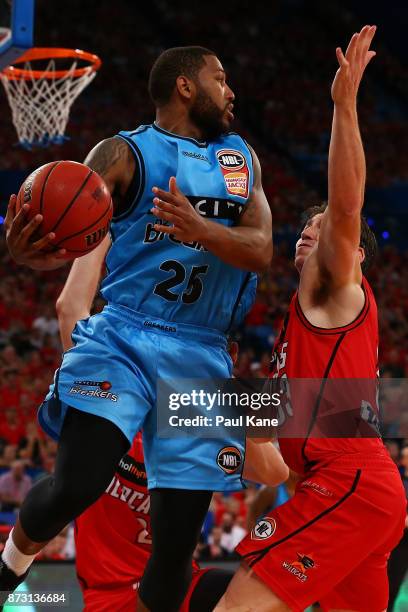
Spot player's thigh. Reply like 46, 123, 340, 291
214, 564, 291, 612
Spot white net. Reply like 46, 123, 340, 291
0, 58, 97, 148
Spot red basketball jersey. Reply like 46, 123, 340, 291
270, 277, 390, 475
75, 432, 151, 589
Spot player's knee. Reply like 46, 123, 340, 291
50, 475, 105, 516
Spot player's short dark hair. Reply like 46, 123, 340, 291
301, 203, 378, 273
148, 46, 216, 107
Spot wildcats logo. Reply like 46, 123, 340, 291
282, 553, 316, 582
216, 149, 249, 198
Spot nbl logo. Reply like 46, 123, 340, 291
216, 447, 242, 474
251, 517, 276, 540
216, 149, 245, 171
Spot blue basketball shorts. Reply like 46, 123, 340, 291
39, 304, 245, 491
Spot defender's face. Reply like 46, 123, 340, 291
191, 55, 235, 137
294, 213, 323, 273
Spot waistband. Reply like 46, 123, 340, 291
309, 450, 396, 472
104, 304, 228, 347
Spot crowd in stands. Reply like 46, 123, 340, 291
0, 0, 407, 563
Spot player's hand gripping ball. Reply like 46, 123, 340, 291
16, 160, 113, 260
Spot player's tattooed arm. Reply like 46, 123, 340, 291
84, 136, 135, 211
151, 145, 272, 273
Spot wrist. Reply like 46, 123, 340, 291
196, 218, 212, 246
334, 101, 357, 115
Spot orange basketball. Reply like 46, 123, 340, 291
16, 160, 113, 259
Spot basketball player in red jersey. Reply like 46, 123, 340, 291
215, 26, 406, 612
55, 236, 288, 612
75, 430, 232, 612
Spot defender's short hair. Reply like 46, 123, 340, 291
148, 46, 216, 107
301, 203, 378, 273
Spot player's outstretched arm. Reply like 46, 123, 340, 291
151, 147, 272, 273
56, 235, 111, 351
243, 438, 289, 487
318, 25, 376, 286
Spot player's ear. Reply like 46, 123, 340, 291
358, 246, 365, 265
175, 76, 194, 101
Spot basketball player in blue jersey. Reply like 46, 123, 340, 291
3, 47, 272, 611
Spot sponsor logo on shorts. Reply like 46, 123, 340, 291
251, 517, 276, 540
282, 553, 316, 582
216, 149, 249, 198
74, 380, 112, 390
216, 446, 242, 474
70, 380, 117, 402
300, 480, 333, 497
143, 320, 177, 333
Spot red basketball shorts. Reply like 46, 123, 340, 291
82, 568, 211, 612
237, 460, 406, 612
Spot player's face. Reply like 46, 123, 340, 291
190, 55, 235, 140
294, 213, 323, 273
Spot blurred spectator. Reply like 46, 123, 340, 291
200, 526, 230, 561
219, 511, 247, 553
0, 460, 32, 511
32, 304, 60, 343
17, 421, 46, 468
384, 440, 401, 467
0, 445, 17, 468
0, 408, 25, 446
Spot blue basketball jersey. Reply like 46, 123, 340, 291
100, 123, 257, 332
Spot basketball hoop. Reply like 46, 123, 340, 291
0, 47, 101, 148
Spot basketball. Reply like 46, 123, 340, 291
16, 160, 113, 258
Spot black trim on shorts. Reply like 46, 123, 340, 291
54, 367, 61, 402
225, 272, 252, 333
242, 469, 361, 568
301, 331, 346, 467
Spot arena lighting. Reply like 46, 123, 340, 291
382, 231, 390, 239
0, 216, 4, 225
367, 217, 375, 226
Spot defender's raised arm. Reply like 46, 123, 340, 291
318, 25, 376, 286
